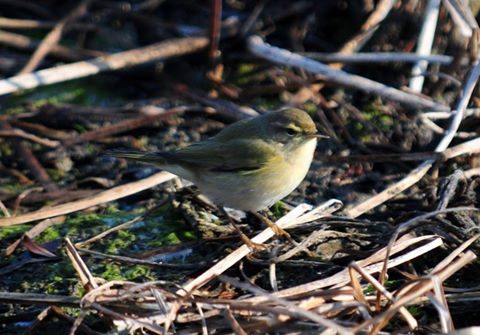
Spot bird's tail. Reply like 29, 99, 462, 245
107, 149, 169, 166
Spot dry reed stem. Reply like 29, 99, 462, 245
0, 199, 10, 217
0, 171, 175, 226
247, 35, 449, 111
65, 237, 98, 290
223, 308, 248, 335
409, 0, 441, 92
0, 292, 80, 306
432, 234, 479, 273
0, 128, 60, 147
0, 36, 208, 96
158, 201, 342, 332
336, 0, 395, 58
0, 17, 94, 30
18, 0, 91, 74
302, 52, 453, 64
443, 0, 479, 37
430, 279, 453, 332
75, 215, 146, 248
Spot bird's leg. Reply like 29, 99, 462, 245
254, 212, 315, 257
253, 212, 295, 240
219, 207, 266, 251
254, 211, 306, 246
255, 212, 315, 257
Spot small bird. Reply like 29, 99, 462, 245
111, 108, 325, 212
112, 108, 326, 248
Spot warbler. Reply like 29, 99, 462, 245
111, 108, 325, 212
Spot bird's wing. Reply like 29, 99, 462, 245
164, 138, 280, 173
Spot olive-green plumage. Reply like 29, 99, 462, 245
111, 108, 324, 211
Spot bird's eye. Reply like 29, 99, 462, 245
286, 128, 297, 136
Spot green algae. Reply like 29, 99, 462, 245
362, 100, 393, 132
4, 77, 127, 118
0, 204, 197, 298
0, 224, 30, 240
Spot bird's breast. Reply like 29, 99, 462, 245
276, 138, 317, 191
238, 138, 317, 210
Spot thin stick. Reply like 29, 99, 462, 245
0, 17, 95, 30
336, 0, 395, 56
0, 29, 103, 60
375, 207, 477, 309
443, 0, 479, 37
180, 204, 310, 294
0, 36, 208, 96
423, 107, 480, 119
0, 199, 10, 217
430, 280, 453, 332
196, 303, 209, 335
247, 35, 449, 111
432, 235, 479, 274
301, 52, 452, 64
77, 248, 199, 269
0, 291, 80, 306
0, 128, 59, 147
19, 0, 91, 74
75, 215, 145, 248
0, 171, 175, 227
223, 309, 248, 335
319, 152, 440, 163
208, 0, 222, 60
346, 161, 431, 217
443, 137, 480, 159
62, 106, 190, 146
464, 167, 480, 178
320, 137, 480, 164
409, 0, 441, 92
435, 59, 480, 152
65, 237, 98, 290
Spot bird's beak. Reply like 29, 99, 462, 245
306, 132, 329, 139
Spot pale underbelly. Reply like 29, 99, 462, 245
194, 164, 310, 211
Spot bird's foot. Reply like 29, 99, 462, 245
237, 232, 268, 252
219, 207, 267, 252
254, 212, 315, 257
254, 212, 295, 242
229, 220, 267, 251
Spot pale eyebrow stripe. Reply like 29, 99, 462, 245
287, 123, 303, 132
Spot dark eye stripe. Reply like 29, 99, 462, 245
286, 127, 297, 136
